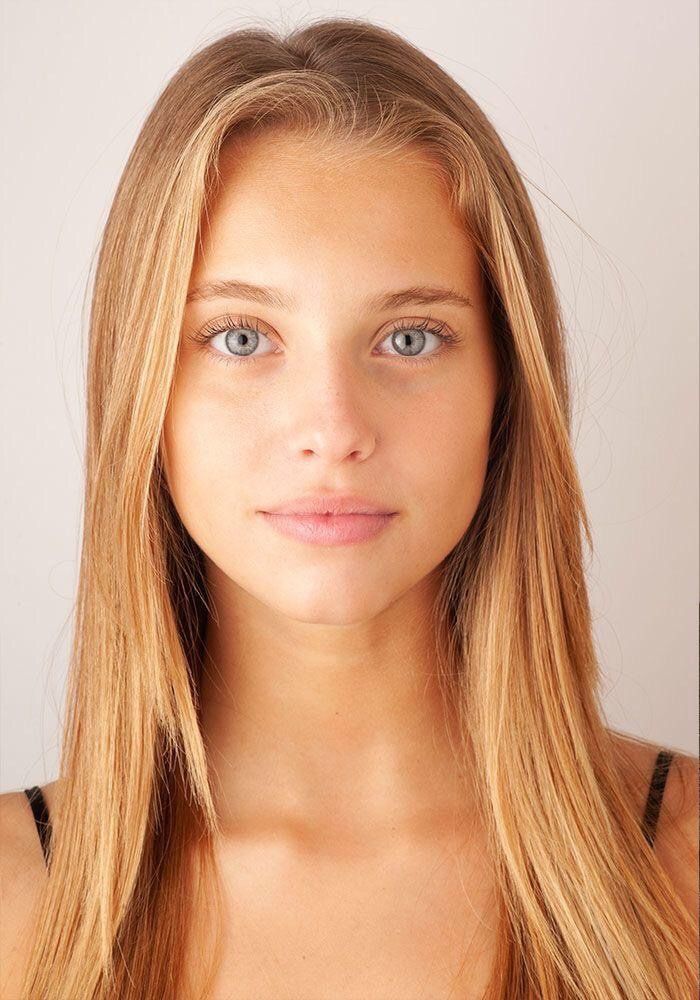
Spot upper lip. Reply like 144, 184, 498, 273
261, 492, 397, 516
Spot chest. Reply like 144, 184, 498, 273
188, 832, 500, 1000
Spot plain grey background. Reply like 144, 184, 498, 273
1, 1, 698, 793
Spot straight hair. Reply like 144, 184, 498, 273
20, 16, 696, 999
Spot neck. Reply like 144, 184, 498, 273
198, 560, 474, 844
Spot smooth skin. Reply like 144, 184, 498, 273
164, 132, 500, 841
1, 135, 697, 999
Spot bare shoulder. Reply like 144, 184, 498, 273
0, 780, 62, 996
608, 730, 698, 919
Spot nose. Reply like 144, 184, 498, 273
284, 356, 378, 464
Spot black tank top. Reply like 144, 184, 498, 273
23, 749, 676, 870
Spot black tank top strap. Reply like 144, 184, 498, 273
641, 749, 674, 849
19, 755, 677, 869
23, 785, 52, 869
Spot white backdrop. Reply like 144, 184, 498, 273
2, 0, 698, 791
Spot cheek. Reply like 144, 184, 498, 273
162, 376, 260, 544
399, 375, 495, 540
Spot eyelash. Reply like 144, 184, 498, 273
189, 313, 462, 368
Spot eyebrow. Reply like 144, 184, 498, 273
185, 278, 473, 311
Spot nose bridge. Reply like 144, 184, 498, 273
289, 326, 366, 405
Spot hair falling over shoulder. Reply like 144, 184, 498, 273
19, 15, 697, 999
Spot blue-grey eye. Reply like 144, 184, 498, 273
224, 328, 259, 356
390, 328, 426, 357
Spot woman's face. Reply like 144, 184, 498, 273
162, 132, 501, 626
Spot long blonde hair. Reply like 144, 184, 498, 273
21, 16, 696, 999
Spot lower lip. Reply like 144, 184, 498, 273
258, 511, 397, 546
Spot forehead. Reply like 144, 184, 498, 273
191, 131, 478, 294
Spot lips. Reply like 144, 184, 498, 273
259, 510, 397, 546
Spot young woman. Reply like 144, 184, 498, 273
1, 16, 697, 1000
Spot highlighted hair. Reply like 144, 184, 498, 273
21, 16, 696, 998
